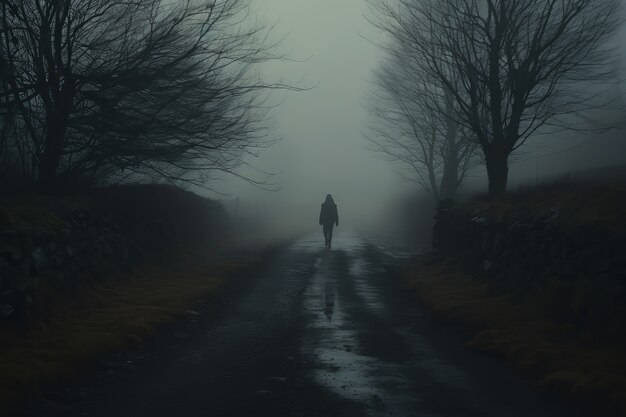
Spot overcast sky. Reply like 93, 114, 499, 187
216, 0, 626, 228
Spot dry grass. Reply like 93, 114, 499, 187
0, 184, 250, 414
0, 248, 260, 413
0, 192, 94, 230
405, 256, 626, 417
469, 180, 626, 231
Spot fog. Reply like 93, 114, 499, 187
215, 0, 626, 236
4, 3, 626, 412
214, 0, 409, 235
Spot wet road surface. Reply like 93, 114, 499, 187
27, 234, 582, 417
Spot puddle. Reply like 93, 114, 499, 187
349, 257, 386, 316
300, 236, 419, 416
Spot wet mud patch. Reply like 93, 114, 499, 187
302, 243, 421, 416
328, 249, 413, 362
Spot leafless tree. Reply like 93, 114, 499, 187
0, 0, 289, 191
367, 46, 477, 201
371, 0, 620, 196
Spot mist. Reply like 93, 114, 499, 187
212, 0, 626, 241
215, 0, 411, 236
4, 1, 626, 416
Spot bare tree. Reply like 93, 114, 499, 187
367, 46, 477, 201
0, 0, 287, 191
371, 0, 620, 196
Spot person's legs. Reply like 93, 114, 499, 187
323, 225, 329, 246
327, 225, 334, 247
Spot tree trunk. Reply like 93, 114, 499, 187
439, 112, 459, 200
440, 161, 458, 200
485, 144, 509, 197
38, 78, 74, 191
38, 123, 64, 190
38, 108, 70, 191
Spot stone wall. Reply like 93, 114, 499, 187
0, 185, 227, 324
432, 199, 626, 337
0, 208, 130, 321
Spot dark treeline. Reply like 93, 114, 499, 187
368, 0, 621, 198
0, 0, 283, 192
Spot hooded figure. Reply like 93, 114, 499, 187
319, 194, 339, 247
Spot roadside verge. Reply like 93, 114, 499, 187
0, 185, 286, 415
404, 253, 626, 417
0, 243, 287, 415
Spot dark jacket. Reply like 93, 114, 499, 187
319, 202, 338, 226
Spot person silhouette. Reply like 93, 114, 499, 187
319, 194, 339, 248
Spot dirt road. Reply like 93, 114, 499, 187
26, 234, 582, 417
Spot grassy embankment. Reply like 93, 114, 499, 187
405, 182, 626, 416
0, 185, 273, 412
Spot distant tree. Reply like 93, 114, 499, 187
367, 50, 477, 201
0, 0, 286, 191
371, 0, 620, 196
